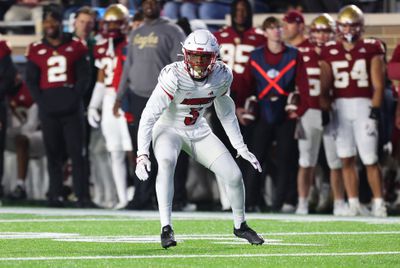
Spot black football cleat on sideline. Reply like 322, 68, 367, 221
161, 225, 177, 249
234, 221, 264, 245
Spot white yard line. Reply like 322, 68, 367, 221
0, 207, 399, 224
0, 252, 400, 261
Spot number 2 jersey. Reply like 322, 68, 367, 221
320, 38, 385, 99
25, 34, 90, 115
137, 61, 245, 156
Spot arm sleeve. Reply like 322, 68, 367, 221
74, 52, 91, 96
136, 83, 172, 156
214, 93, 246, 151
0, 55, 18, 99
25, 60, 42, 104
295, 53, 310, 117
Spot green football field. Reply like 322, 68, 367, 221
0, 207, 399, 267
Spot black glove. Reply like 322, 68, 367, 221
322, 111, 330, 126
369, 107, 380, 120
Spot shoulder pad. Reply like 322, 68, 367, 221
158, 63, 179, 97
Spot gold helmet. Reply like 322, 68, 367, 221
102, 4, 129, 38
310, 13, 335, 45
311, 13, 335, 32
337, 5, 364, 42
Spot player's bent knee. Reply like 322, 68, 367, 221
360, 154, 378, 166
157, 157, 176, 172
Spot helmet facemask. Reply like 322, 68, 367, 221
182, 29, 220, 80
183, 49, 217, 79
337, 5, 364, 43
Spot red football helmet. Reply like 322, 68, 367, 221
182, 29, 219, 79
337, 5, 364, 43
101, 4, 129, 39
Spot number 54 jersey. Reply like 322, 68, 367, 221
320, 38, 385, 99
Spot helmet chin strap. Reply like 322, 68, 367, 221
344, 33, 357, 43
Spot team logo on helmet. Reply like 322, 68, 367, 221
182, 29, 219, 79
337, 5, 364, 43
101, 4, 129, 39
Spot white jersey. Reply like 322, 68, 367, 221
137, 61, 245, 156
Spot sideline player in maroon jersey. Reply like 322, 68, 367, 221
25, 4, 92, 207
287, 14, 347, 216
88, 4, 133, 210
319, 5, 387, 217
0, 38, 19, 203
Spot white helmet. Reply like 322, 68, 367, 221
182, 29, 219, 79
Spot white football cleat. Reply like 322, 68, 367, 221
295, 204, 309, 215
371, 202, 387, 217
348, 203, 370, 216
333, 202, 351, 216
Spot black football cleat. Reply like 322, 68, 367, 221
161, 225, 177, 249
234, 221, 264, 245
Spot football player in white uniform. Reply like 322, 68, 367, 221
87, 4, 133, 209
135, 30, 264, 248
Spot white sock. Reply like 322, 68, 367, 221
298, 197, 308, 207
334, 199, 345, 207
233, 209, 245, 229
110, 151, 127, 204
16, 179, 25, 188
373, 198, 384, 207
348, 198, 360, 208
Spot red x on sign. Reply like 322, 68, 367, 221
251, 59, 296, 100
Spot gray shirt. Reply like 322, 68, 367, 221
117, 17, 186, 99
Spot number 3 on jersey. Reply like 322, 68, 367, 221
331, 59, 369, 88
184, 108, 202, 125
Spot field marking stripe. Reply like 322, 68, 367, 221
0, 252, 400, 261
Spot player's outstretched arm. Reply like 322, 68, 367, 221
214, 94, 262, 172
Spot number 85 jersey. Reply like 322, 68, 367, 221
320, 38, 385, 99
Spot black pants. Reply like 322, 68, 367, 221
0, 103, 6, 194
127, 91, 190, 209
40, 108, 89, 201
245, 119, 298, 210
127, 91, 157, 208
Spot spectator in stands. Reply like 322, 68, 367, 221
162, 0, 231, 31
7, 82, 44, 200
4, 0, 60, 35
25, 4, 93, 207
113, 0, 185, 210
213, 0, 266, 211
242, 16, 308, 213
0, 37, 20, 205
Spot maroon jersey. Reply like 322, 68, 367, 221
320, 38, 385, 99
0, 40, 11, 59
214, 26, 266, 107
297, 39, 321, 110
94, 38, 127, 91
26, 37, 88, 90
